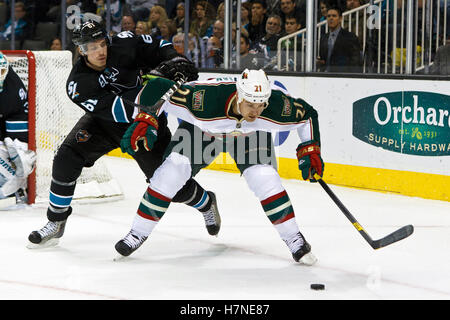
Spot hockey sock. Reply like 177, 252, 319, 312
136, 185, 171, 224
260, 190, 304, 251
260, 190, 295, 225
183, 185, 212, 213
47, 178, 76, 222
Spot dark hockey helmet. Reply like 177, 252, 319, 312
72, 20, 108, 47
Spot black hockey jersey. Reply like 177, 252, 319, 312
66, 31, 178, 123
0, 66, 29, 142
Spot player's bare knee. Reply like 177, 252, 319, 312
149, 152, 192, 198
243, 164, 284, 200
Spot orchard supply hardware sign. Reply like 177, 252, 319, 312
352, 91, 450, 156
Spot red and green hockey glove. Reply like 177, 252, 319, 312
120, 112, 158, 156
296, 141, 324, 182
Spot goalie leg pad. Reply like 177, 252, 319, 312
0, 144, 26, 199
4, 137, 36, 178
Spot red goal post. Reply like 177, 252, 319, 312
3, 50, 37, 204
3, 50, 123, 204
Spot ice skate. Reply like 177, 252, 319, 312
115, 230, 148, 257
201, 191, 221, 236
27, 220, 67, 248
285, 232, 317, 266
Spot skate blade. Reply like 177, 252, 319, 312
26, 238, 59, 249
299, 252, 318, 266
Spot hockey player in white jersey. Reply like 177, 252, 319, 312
116, 69, 323, 265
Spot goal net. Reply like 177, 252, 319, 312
3, 50, 123, 204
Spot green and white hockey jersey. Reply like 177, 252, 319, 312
137, 76, 320, 144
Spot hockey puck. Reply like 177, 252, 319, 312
310, 283, 325, 290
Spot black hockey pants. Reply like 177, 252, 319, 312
47, 113, 198, 221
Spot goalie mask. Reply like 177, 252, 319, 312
72, 20, 109, 53
0, 51, 9, 93
236, 69, 271, 105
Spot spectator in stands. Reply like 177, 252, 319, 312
160, 19, 177, 42
172, 32, 184, 55
135, 20, 150, 36
277, 0, 305, 32
248, 0, 268, 42
174, 2, 185, 33
124, 0, 154, 21
121, 14, 137, 32
190, 1, 216, 38
282, 14, 302, 46
212, 19, 224, 42
50, 37, 62, 50
0, 2, 30, 41
232, 33, 264, 69
328, 0, 348, 12
317, 6, 362, 73
344, 0, 365, 47
172, 32, 201, 67
430, 37, 450, 75
148, 5, 168, 39
252, 14, 283, 63
96, 0, 124, 34
346, 0, 363, 10
205, 35, 222, 68
319, 1, 328, 22
279, 15, 303, 71
241, 2, 252, 32
216, 2, 225, 22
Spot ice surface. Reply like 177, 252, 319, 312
0, 156, 449, 300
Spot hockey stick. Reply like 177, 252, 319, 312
138, 75, 186, 114
119, 74, 187, 114
315, 176, 414, 249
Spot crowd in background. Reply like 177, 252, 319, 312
0, 0, 448, 74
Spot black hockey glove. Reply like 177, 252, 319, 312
150, 56, 198, 81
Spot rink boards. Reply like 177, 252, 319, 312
109, 72, 449, 202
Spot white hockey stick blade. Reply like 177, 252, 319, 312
26, 238, 60, 249
299, 252, 318, 266
0, 197, 19, 210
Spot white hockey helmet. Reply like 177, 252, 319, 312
0, 51, 9, 93
236, 69, 271, 104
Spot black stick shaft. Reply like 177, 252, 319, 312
317, 179, 375, 246
139, 78, 185, 114
316, 178, 414, 249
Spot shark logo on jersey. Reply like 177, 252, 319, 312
102, 67, 120, 84
75, 129, 91, 143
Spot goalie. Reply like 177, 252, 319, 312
0, 51, 36, 204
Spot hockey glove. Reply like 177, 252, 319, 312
296, 141, 324, 182
4, 137, 36, 178
150, 55, 198, 81
120, 112, 158, 156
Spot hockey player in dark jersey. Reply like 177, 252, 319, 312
28, 21, 220, 246
0, 51, 36, 203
